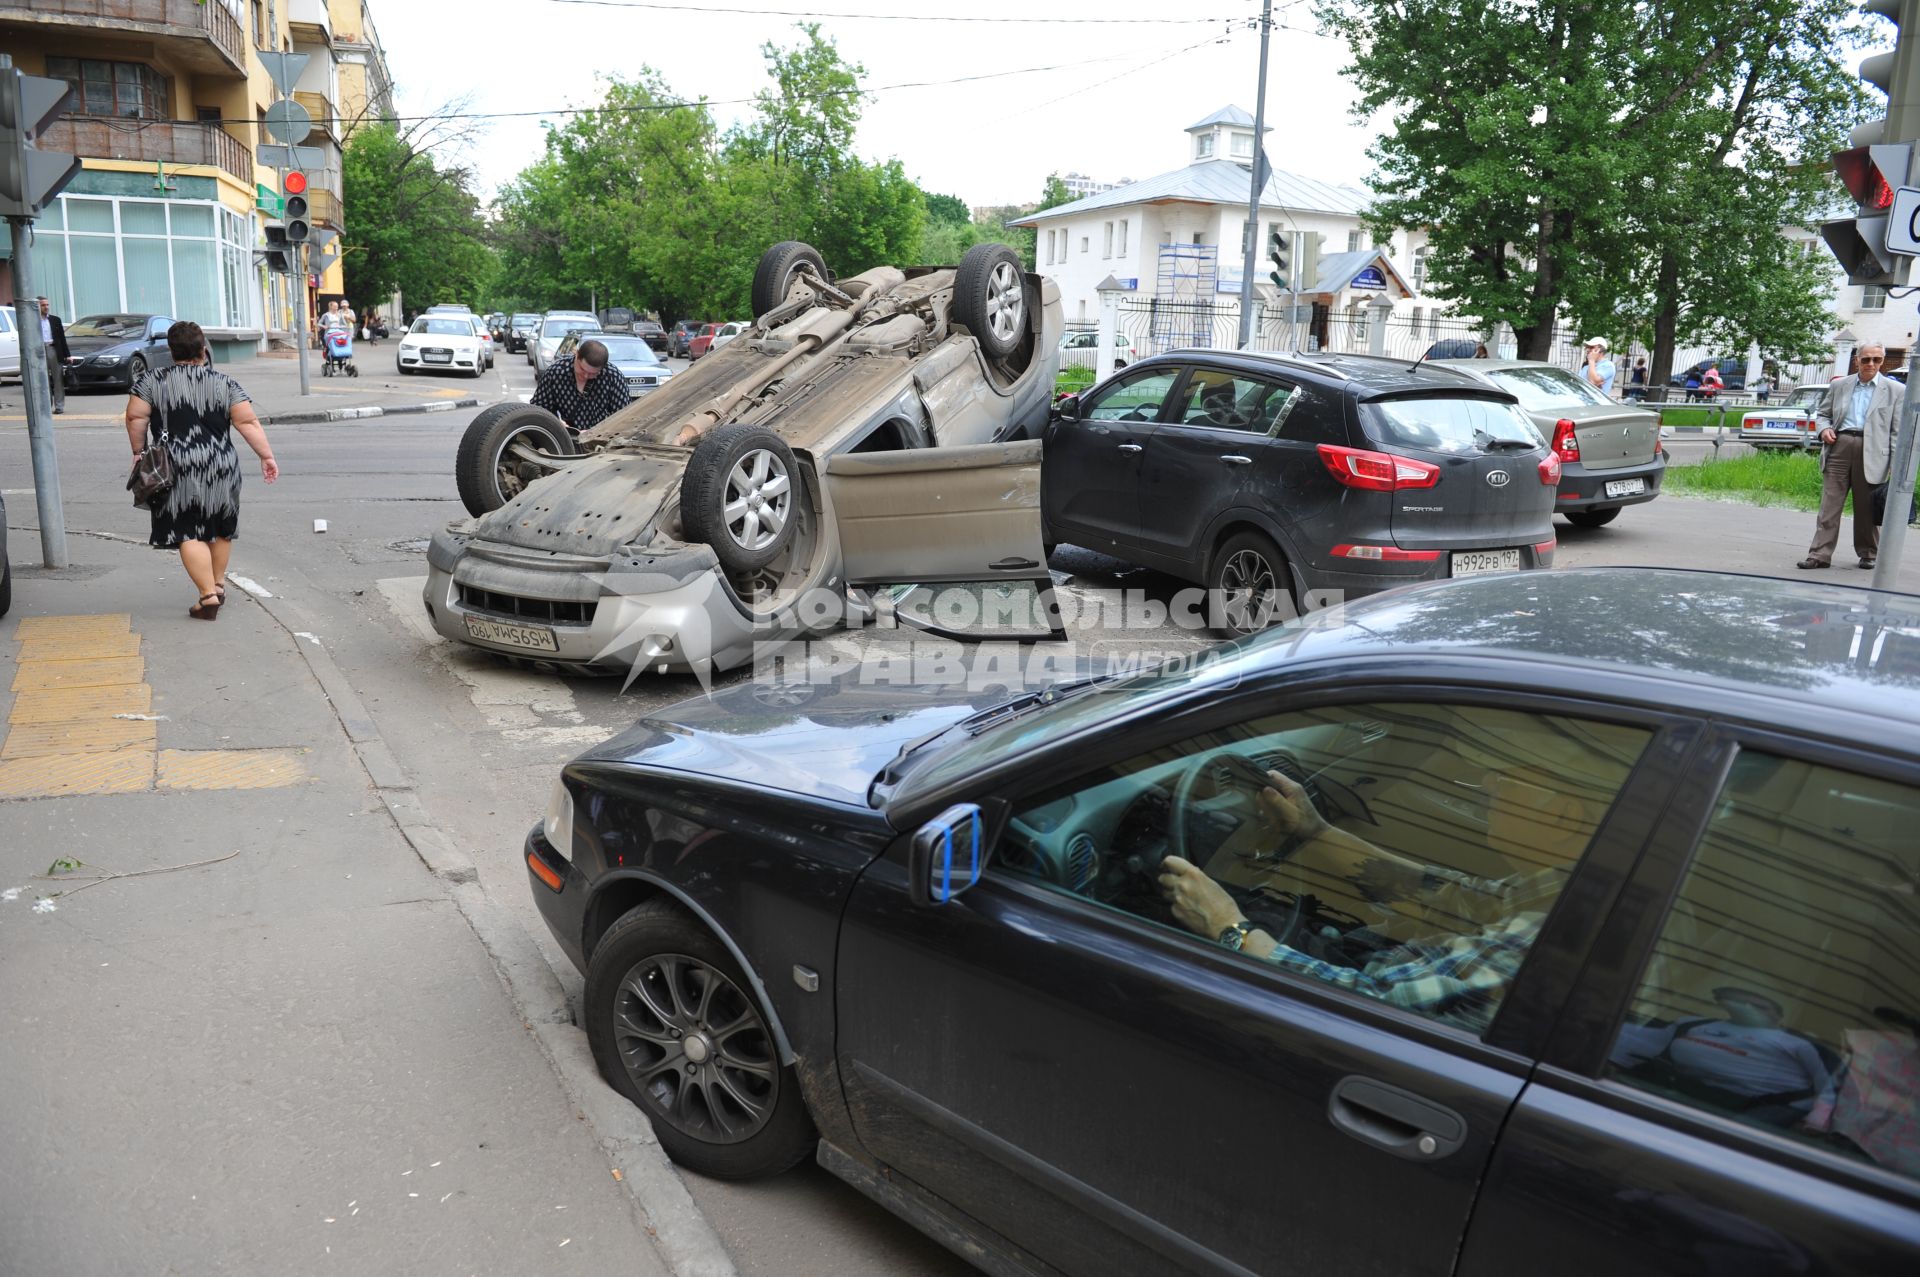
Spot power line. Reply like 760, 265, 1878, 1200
994, 35, 1234, 123
529, 0, 1247, 23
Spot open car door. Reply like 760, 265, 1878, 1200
822, 440, 1064, 642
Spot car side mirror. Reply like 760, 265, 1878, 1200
1051, 394, 1080, 423
909, 803, 992, 906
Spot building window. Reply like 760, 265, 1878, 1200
1230, 132, 1254, 159
1117, 219, 1128, 256
1412, 245, 1429, 293
1196, 134, 1214, 159
1192, 232, 1204, 245
1081, 236, 1089, 254
1347, 229, 1363, 253
1104, 222, 1113, 258
45, 58, 168, 119
31, 195, 256, 330
1862, 285, 1888, 310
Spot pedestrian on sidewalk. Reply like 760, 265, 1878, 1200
1701, 361, 1723, 401
1798, 342, 1897, 571
37, 297, 69, 415
1580, 337, 1615, 396
123, 321, 279, 620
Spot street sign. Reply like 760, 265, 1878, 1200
1890, 185, 1920, 255
263, 99, 313, 146
258, 143, 326, 170
257, 52, 312, 99
1351, 266, 1387, 290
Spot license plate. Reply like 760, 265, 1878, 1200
424, 351, 452, 364
1453, 549, 1521, 575
1764, 422, 1796, 431
1604, 478, 1646, 498
463, 615, 557, 652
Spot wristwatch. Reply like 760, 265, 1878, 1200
1217, 920, 1260, 951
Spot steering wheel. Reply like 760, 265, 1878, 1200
1166, 749, 1325, 869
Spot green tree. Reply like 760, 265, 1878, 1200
923, 190, 971, 226
341, 119, 495, 314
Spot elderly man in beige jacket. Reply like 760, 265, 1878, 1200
1799, 344, 1901, 570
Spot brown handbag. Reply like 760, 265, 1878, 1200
128, 390, 175, 509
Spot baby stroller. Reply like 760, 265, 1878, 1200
321, 326, 359, 378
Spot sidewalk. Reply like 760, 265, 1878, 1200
0, 536, 674, 1275
0, 348, 498, 429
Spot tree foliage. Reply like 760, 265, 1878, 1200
341, 119, 495, 313
1323, 0, 1873, 376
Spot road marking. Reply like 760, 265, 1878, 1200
157, 748, 307, 791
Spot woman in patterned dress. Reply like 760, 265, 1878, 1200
123, 321, 279, 620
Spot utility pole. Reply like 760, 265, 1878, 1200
1235, 0, 1273, 350
9, 218, 66, 568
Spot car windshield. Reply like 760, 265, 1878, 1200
598, 338, 661, 364
70, 315, 148, 339
412, 317, 474, 336
1483, 365, 1614, 410
543, 319, 594, 338
1787, 386, 1826, 409
512, 314, 540, 327
1360, 394, 1543, 452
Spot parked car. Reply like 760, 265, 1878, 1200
686, 322, 723, 361
396, 314, 487, 378
0, 485, 10, 618
666, 320, 708, 359
62, 313, 178, 392
599, 307, 637, 334
525, 566, 1920, 1277
1045, 351, 1559, 636
1737, 382, 1828, 451
1670, 355, 1747, 393
0, 306, 17, 380
553, 332, 675, 397
426, 303, 473, 315
506, 313, 541, 354
1057, 329, 1137, 370
425, 240, 1061, 674
709, 321, 749, 354
1436, 358, 1663, 528
532, 317, 603, 373
633, 319, 669, 355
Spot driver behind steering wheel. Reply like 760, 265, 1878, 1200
1157, 768, 1565, 1035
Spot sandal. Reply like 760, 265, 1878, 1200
189, 592, 222, 621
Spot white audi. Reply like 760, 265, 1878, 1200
397, 314, 487, 378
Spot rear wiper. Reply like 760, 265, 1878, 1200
1473, 426, 1539, 451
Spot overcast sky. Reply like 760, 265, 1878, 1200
375, 0, 1382, 207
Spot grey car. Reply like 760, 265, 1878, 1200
1435, 359, 1664, 528
552, 332, 676, 397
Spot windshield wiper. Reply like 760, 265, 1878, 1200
868, 674, 1121, 807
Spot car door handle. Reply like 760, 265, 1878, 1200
1117, 443, 1143, 453
1219, 455, 1253, 465
1327, 1075, 1467, 1162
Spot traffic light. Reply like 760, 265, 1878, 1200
283, 192, 310, 245
1297, 233, 1323, 296
263, 222, 292, 274
1267, 229, 1289, 290
0, 65, 81, 219
1821, 0, 1920, 285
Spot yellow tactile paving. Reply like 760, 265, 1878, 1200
0, 750, 155, 799
11, 656, 146, 693
16, 633, 143, 662
156, 749, 308, 791
7, 685, 153, 724
1, 718, 159, 760
11, 614, 131, 642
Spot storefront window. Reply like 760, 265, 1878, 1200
34, 196, 259, 330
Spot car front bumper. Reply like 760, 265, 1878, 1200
1556, 455, 1665, 511
398, 348, 480, 372
526, 822, 590, 974
64, 361, 135, 390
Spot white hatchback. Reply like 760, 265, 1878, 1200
0, 307, 18, 379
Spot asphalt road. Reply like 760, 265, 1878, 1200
5, 365, 1917, 1276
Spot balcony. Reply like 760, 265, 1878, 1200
0, 1, 248, 77
44, 117, 253, 185
305, 186, 342, 228
295, 91, 340, 143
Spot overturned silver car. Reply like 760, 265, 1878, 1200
424, 241, 1063, 676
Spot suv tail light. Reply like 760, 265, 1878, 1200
1537, 453, 1562, 485
1551, 418, 1581, 462
1317, 444, 1440, 491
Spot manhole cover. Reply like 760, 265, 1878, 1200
386, 538, 430, 554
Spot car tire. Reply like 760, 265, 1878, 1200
1208, 529, 1293, 639
1565, 508, 1621, 529
127, 354, 147, 385
681, 423, 799, 574
467, 359, 484, 379
953, 242, 1027, 362
585, 899, 815, 1180
751, 241, 828, 319
455, 403, 577, 516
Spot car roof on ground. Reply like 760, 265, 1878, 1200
1244, 567, 1920, 740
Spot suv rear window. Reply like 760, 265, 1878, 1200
1359, 394, 1542, 454
1480, 366, 1612, 411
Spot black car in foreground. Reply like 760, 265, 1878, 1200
505, 313, 540, 353
528, 568, 1920, 1277
62, 313, 178, 391
1043, 351, 1560, 635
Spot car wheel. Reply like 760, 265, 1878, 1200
467, 359, 484, 379
681, 423, 799, 574
398, 361, 413, 375
1208, 529, 1293, 639
0, 530, 11, 619
954, 242, 1027, 362
1565, 508, 1621, 529
454, 403, 578, 516
751, 241, 829, 319
585, 900, 815, 1180
127, 354, 147, 384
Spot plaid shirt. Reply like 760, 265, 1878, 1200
532, 354, 631, 432
1261, 865, 1562, 1035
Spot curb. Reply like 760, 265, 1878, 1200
258, 397, 480, 426
221, 573, 739, 1277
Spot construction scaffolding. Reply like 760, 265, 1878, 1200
1149, 243, 1218, 353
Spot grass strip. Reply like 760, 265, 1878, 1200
1663, 450, 1836, 513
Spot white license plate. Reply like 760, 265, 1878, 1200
1453, 549, 1522, 575
463, 616, 557, 652
1764, 422, 1797, 431
1604, 478, 1646, 498
424, 352, 452, 364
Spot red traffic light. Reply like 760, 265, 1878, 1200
1833, 144, 1910, 210
283, 171, 308, 195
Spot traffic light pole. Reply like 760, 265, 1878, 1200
283, 168, 311, 398
1234, 0, 1273, 351
9, 215, 67, 568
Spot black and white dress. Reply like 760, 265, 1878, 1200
133, 363, 249, 548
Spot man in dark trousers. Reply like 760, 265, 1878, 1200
1799, 342, 1901, 570
37, 296, 69, 414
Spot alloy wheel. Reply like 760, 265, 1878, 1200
1219, 548, 1281, 635
985, 260, 1025, 345
722, 448, 792, 552
610, 952, 780, 1144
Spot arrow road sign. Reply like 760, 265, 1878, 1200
263, 99, 313, 146
256, 52, 311, 99
258, 143, 326, 170
1889, 186, 1920, 257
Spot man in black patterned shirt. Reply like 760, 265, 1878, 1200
531, 338, 630, 434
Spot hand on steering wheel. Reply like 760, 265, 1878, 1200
1252, 768, 1331, 846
